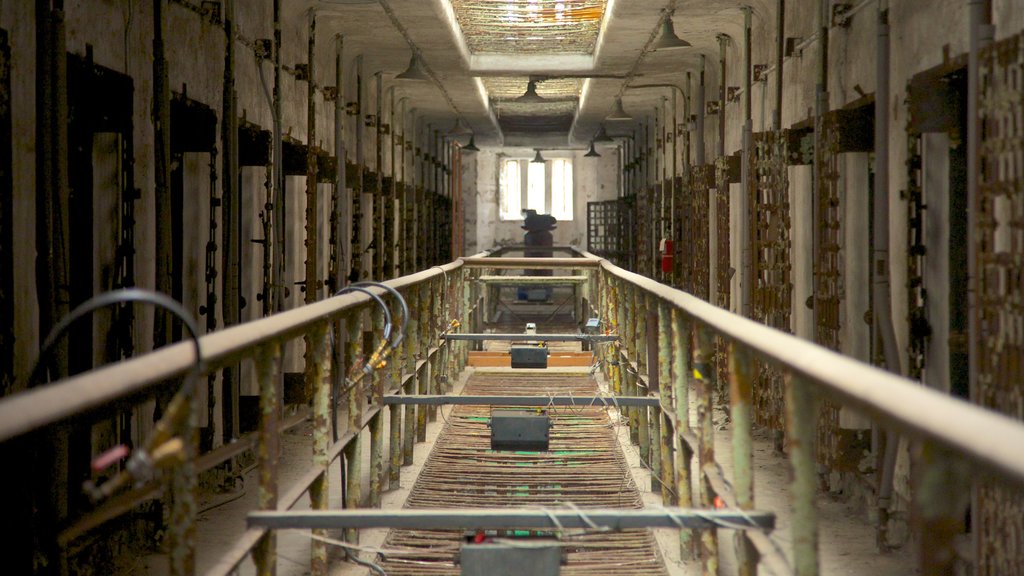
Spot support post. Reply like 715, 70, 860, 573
344, 312, 363, 544
672, 309, 695, 559
308, 324, 330, 575
254, 342, 281, 576
658, 303, 675, 504
914, 442, 970, 575
729, 343, 757, 575
695, 325, 718, 574
785, 374, 819, 576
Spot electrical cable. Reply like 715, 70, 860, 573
336, 286, 393, 341
349, 281, 409, 347
28, 288, 204, 503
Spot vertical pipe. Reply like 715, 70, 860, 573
774, 0, 785, 130
354, 56, 365, 280
812, 0, 829, 335
786, 374, 819, 576
728, 343, 756, 576
741, 6, 753, 318
153, 0, 173, 347
672, 308, 695, 558
254, 343, 281, 576
309, 325, 330, 575
334, 35, 346, 290
695, 325, 719, 575
718, 34, 728, 159
697, 56, 707, 166
221, 0, 240, 444
375, 72, 384, 280
272, 0, 285, 313
305, 11, 319, 306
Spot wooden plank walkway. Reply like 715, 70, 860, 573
376, 373, 668, 575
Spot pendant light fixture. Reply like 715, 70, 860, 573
462, 135, 480, 152
606, 97, 634, 121
652, 13, 692, 50
584, 141, 601, 157
447, 116, 472, 136
531, 149, 546, 163
516, 79, 547, 104
395, 53, 431, 81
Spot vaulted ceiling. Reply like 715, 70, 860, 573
306, 0, 773, 148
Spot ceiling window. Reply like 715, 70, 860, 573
499, 158, 574, 221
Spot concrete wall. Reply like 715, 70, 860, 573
465, 146, 619, 251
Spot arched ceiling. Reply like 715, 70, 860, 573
301, 0, 778, 148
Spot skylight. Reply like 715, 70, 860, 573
449, 0, 608, 55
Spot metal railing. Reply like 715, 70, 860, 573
0, 255, 480, 576
4, 248, 1024, 575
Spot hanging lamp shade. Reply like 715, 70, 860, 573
531, 149, 546, 163
584, 141, 601, 158
516, 80, 547, 104
395, 54, 430, 81
652, 16, 692, 50
447, 116, 472, 136
593, 124, 614, 142
606, 97, 633, 121
462, 135, 480, 152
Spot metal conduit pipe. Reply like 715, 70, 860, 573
354, 56, 365, 279
812, 0, 829, 335
305, 11, 319, 305
872, 6, 905, 548
334, 35, 346, 292
696, 56, 706, 166
741, 6, 753, 317
221, 0, 240, 443
775, 0, 784, 130
375, 71, 384, 279
718, 34, 728, 159
273, 0, 285, 314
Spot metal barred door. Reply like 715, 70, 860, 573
976, 31, 1024, 576
750, 131, 791, 432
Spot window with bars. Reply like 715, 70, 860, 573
499, 157, 574, 221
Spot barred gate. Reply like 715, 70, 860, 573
688, 165, 714, 301
977, 31, 1024, 576
587, 198, 635, 270
815, 113, 843, 468
750, 131, 791, 432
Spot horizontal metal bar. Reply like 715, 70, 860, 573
461, 257, 600, 269
477, 275, 589, 285
383, 395, 661, 407
592, 255, 1024, 488
444, 333, 617, 342
247, 508, 775, 531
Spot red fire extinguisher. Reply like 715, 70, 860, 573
660, 238, 674, 274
